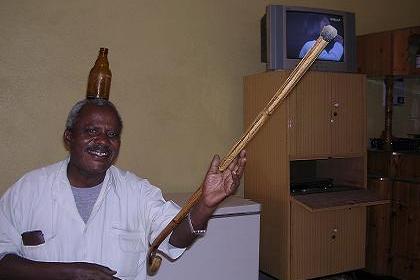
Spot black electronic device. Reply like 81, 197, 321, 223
261, 5, 357, 72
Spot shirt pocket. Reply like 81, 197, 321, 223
20, 233, 57, 261
109, 227, 145, 278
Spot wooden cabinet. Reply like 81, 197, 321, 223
291, 203, 366, 280
391, 181, 420, 280
244, 70, 384, 280
366, 151, 420, 280
288, 72, 366, 159
357, 26, 420, 77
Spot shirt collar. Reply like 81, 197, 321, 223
51, 158, 114, 203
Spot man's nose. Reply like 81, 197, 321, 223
94, 132, 110, 145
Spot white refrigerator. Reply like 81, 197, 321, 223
148, 194, 261, 280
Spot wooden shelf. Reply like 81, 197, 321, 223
292, 189, 389, 212
357, 26, 420, 77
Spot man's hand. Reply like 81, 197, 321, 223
201, 150, 247, 209
169, 150, 247, 248
334, 34, 343, 45
65, 262, 121, 280
191, 150, 247, 228
0, 254, 121, 280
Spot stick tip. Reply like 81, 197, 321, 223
320, 25, 337, 42
147, 255, 162, 275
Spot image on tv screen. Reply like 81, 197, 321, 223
286, 11, 344, 62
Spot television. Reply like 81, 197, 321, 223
261, 5, 356, 72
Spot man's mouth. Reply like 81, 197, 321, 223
87, 146, 111, 159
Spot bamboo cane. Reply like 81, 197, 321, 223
147, 25, 338, 275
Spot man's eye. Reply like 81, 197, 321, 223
86, 128, 97, 135
107, 131, 120, 139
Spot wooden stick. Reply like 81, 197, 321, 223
147, 25, 337, 275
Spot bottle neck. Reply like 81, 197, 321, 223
96, 48, 109, 66
99, 48, 108, 56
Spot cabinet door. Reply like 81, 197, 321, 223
391, 181, 420, 280
365, 178, 392, 275
393, 27, 420, 76
357, 32, 392, 76
392, 29, 411, 75
291, 202, 366, 280
330, 73, 366, 156
288, 72, 331, 159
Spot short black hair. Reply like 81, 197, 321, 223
65, 99, 123, 131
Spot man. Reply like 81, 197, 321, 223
0, 98, 246, 280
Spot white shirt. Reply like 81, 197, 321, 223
0, 159, 185, 280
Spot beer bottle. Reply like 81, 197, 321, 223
86, 48, 112, 99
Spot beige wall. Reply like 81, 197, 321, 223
1, 0, 420, 196
267, 0, 420, 35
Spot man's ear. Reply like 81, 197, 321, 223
63, 129, 72, 150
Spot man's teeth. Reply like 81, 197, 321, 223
89, 150, 108, 157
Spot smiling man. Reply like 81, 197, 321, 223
0, 99, 246, 280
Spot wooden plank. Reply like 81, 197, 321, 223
330, 73, 366, 157
408, 183, 420, 260
291, 189, 389, 212
288, 71, 331, 158
243, 71, 290, 280
357, 32, 393, 76
365, 177, 393, 275
392, 28, 411, 75
316, 157, 366, 188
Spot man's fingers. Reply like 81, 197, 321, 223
95, 264, 117, 275
231, 150, 247, 176
237, 152, 247, 175
207, 154, 220, 174
226, 155, 239, 173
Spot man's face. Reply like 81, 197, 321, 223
65, 104, 121, 183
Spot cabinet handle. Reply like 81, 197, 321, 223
288, 119, 293, 128
333, 102, 340, 108
333, 112, 338, 116
331, 228, 338, 240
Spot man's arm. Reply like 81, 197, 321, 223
0, 188, 119, 279
169, 150, 246, 248
0, 253, 120, 280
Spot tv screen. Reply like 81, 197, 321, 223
261, 5, 356, 73
286, 11, 344, 62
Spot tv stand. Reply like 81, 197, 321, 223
243, 70, 386, 280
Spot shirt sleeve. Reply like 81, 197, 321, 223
139, 180, 186, 260
155, 200, 185, 259
0, 194, 22, 258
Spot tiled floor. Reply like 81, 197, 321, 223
258, 270, 400, 280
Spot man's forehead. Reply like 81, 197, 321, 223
76, 104, 120, 125
81, 103, 116, 115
